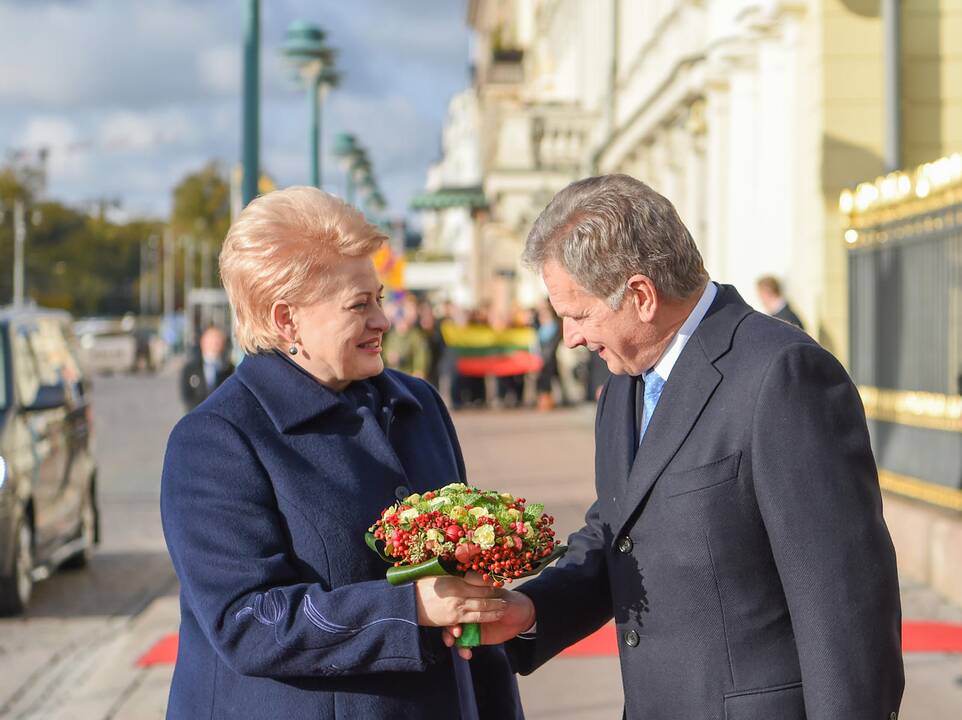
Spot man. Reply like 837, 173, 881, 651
180, 325, 234, 412
757, 274, 805, 331
450, 175, 903, 719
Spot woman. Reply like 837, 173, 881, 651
534, 300, 563, 410
161, 187, 524, 719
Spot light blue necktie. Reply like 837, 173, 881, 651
640, 370, 666, 443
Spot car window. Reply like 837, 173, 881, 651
11, 325, 41, 408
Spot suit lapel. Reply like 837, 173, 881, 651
611, 341, 721, 543
607, 284, 754, 545
602, 373, 638, 494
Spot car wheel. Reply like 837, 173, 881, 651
63, 487, 97, 570
0, 517, 34, 616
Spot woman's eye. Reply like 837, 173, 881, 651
351, 302, 368, 311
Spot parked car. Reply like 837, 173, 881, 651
0, 306, 99, 615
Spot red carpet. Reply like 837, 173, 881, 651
135, 620, 962, 667
558, 621, 962, 657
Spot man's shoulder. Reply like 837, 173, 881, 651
728, 310, 818, 363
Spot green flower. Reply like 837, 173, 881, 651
426, 528, 444, 543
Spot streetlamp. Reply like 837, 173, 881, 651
333, 132, 366, 205
241, 0, 260, 207
282, 21, 338, 189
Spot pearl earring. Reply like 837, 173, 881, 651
288, 344, 298, 355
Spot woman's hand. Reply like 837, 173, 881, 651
414, 574, 506, 627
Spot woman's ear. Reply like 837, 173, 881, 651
626, 274, 658, 322
270, 301, 297, 344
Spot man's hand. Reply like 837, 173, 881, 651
442, 585, 535, 660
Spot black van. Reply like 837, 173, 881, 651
0, 306, 99, 615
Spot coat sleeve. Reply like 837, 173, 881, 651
161, 411, 439, 679
751, 342, 904, 719
506, 379, 614, 673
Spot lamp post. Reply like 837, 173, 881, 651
241, 0, 260, 207
282, 21, 338, 188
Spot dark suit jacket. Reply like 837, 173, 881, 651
180, 355, 234, 411
509, 285, 903, 720
161, 351, 523, 720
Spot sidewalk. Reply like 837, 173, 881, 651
82, 405, 962, 718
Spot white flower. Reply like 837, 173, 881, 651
399, 508, 420, 525
441, 482, 468, 492
428, 496, 452, 508
469, 507, 490, 519
474, 524, 496, 549
426, 528, 444, 543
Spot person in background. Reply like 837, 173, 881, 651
534, 300, 562, 411
383, 307, 430, 378
756, 275, 805, 331
418, 300, 444, 389
179, 325, 234, 412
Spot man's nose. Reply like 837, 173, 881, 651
562, 317, 585, 348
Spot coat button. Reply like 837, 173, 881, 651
889, 714, 897, 720
617, 536, 633, 554
624, 630, 639, 647
394, 486, 410, 501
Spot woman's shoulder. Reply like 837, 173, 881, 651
380, 368, 442, 408
167, 378, 261, 453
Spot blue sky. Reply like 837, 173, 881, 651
0, 0, 472, 221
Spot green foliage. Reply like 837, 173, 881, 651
0, 160, 230, 316
170, 161, 231, 252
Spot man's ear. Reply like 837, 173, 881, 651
626, 274, 658, 322
270, 301, 297, 344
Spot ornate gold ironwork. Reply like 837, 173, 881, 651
841, 153, 962, 248
858, 386, 962, 433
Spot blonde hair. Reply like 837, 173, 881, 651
219, 186, 387, 354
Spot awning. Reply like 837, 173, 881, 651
409, 186, 487, 210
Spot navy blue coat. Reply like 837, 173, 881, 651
161, 351, 523, 719
509, 286, 903, 720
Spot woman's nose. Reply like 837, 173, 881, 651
371, 305, 391, 332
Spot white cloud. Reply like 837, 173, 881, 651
199, 45, 241, 96
17, 115, 90, 179
98, 108, 196, 151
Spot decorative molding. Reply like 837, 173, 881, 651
878, 469, 962, 513
859, 385, 962, 433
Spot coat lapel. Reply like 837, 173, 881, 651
608, 284, 752, 545
602, 373, 638, 495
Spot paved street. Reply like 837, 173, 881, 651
0, 363, 960, 718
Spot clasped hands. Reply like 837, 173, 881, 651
414, 573, 535, 659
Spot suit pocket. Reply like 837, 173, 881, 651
724, 681, 805, 720
664, 451, 741, 498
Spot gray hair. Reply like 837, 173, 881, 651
522, 174, 708, 307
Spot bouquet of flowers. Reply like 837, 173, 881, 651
366, 482, 566, 647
